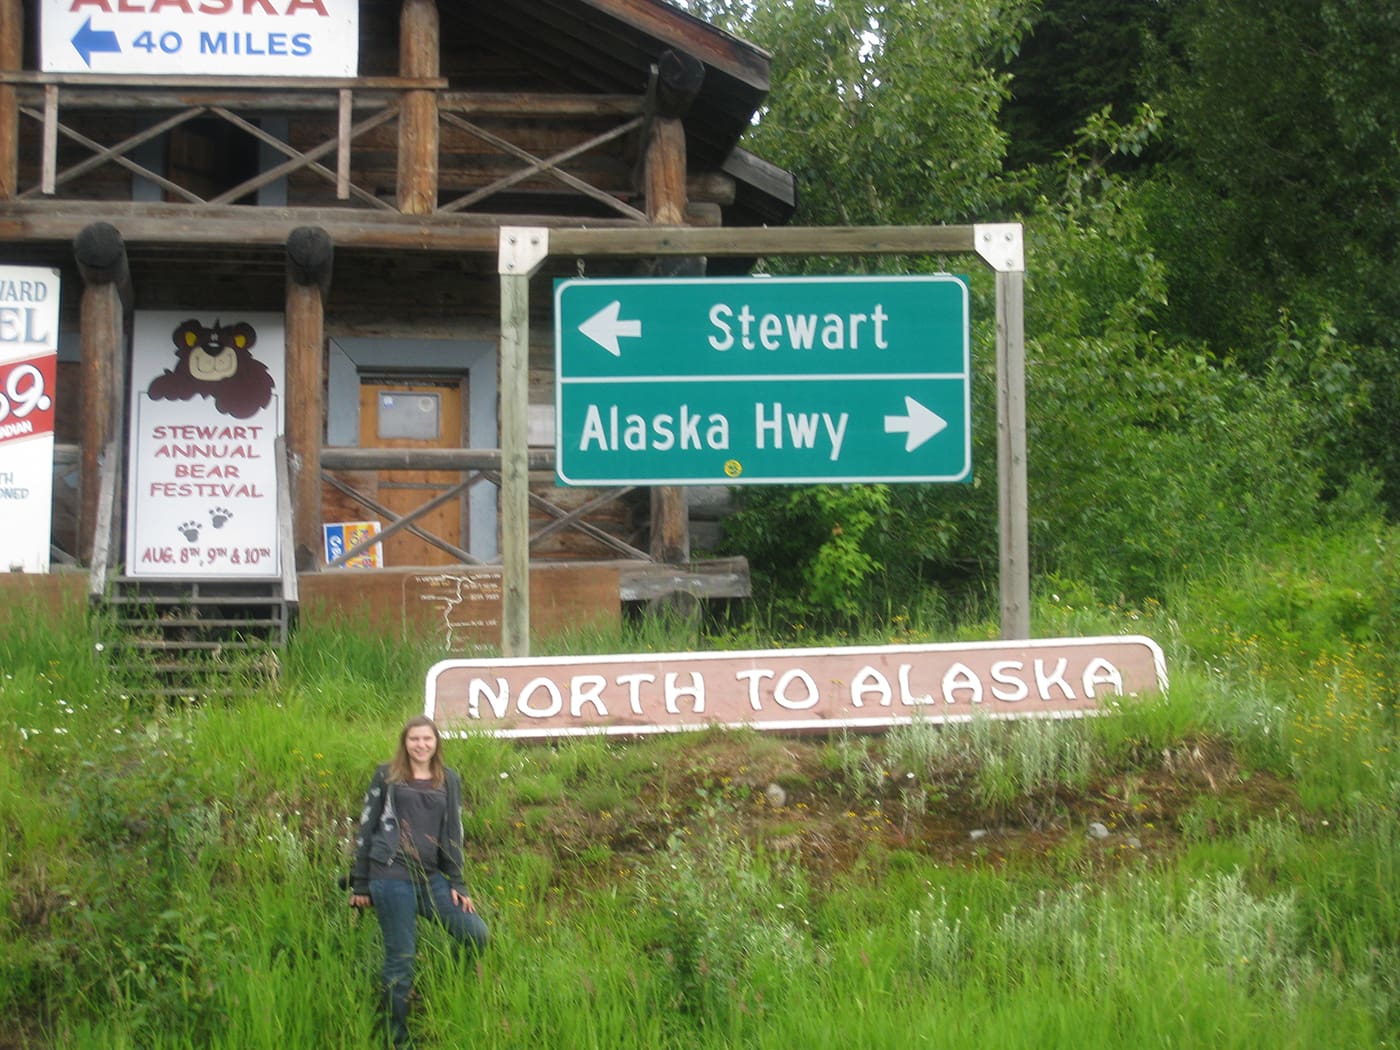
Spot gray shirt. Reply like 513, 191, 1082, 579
369, 780, 447, 882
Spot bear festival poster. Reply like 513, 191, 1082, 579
125, 311, 285, 579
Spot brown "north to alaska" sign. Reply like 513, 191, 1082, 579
426, 636, 1167, 739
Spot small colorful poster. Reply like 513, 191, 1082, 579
324, 521, 383, 569
125, 311, 285, 579
0, 265, 61, 574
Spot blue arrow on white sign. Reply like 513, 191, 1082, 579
71, 18, 121, 67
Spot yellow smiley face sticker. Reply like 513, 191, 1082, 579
723, 460, 743, 478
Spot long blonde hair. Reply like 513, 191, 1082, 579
386, 715, 446, 787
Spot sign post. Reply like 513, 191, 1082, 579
500, 223, 1029, 651
0, 265, 61, 573
554, 274, 971, 486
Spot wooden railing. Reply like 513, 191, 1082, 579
319, 446, 649, 568
1, 73, 650, 217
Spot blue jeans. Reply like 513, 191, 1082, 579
370, 874, 489, 1047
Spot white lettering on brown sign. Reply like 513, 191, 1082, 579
426, 636, 1166, 739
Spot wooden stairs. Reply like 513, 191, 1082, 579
88, 437, 299, 701
97, 577, 291, 700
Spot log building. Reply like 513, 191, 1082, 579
0, 0, 795, 659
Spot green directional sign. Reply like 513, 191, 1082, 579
553, 275, 970, 485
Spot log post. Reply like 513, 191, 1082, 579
285, 225, 332, 571
73, 223, 132, 565
396, 0, 439, 215
644, 51, 705, 571
0, 0, 21, 199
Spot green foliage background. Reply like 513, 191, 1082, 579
689, 0, 1398, 628
7, 2, 1400, 1045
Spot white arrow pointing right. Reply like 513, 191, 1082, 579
884, 396, 948, 452
578, 300, 642, 357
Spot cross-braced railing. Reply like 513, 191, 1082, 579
319, 447, 650, 569
3, 74, 649, 216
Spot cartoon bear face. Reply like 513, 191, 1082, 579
147, 318, 275, 420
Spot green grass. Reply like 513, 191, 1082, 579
3, 523, 1399, 1047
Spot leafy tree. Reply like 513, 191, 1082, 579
1022, 108, 1363, 596
689, 1, 1032, 624
695, 0, 1386, 621
998, 0, 1176, 170
691, 0, 1033, 227
1148, 0, 1400, 505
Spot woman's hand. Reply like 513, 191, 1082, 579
350, 893, 372, 909
450, 889, 476, 913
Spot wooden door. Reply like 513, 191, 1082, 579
358, 378, 466, 566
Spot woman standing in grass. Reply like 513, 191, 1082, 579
350, 715, 488, 1049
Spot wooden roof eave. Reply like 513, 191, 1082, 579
575, 0, 772, 95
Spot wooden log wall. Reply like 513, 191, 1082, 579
0, 0, 20, 199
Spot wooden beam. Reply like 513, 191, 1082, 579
41, 86, 57, 196
996, 268, 1030, 640
397, 0, 440, 215
686, 171, 736, 205
437, 111, 646, 219
2, 201, 980, 260
73, 220, 132, 308
0, 200, 619, 251
723, 148, 796, 213
322, 447, 553, 471
337, 89, 352, 199
644, 118, 687, 227
644, 78, 694, 571
320, 471, 477, 564
0, 0, 19, 199
75, 223, 129, 565
0, 72, 447, 89
616, 556, 751, 602
653, 49, 706, 120
285, 226, 331, 570
550, 225, 979, 258
500, 268, 531, 653
438, 92, 644, 117
577, 0, 771, 93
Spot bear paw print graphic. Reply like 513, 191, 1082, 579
209, 506, 233, 529
178, 521, 202, 542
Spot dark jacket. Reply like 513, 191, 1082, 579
351, 763, 469, 897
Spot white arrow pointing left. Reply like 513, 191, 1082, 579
884, 396, 948, 452
578, 300, 642, 357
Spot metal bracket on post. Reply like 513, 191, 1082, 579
973, 222, 1024, 273
499, 226, 549, 278
498, 226, 549, 658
